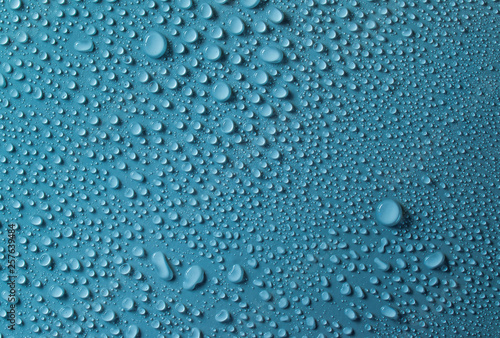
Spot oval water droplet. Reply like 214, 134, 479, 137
259, 46, 284, 64
144, 31, 167, 58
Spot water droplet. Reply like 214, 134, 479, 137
212, 81, 232, 102
424, 251, 446, 269
183, 265, 205, 290
151, 252, 175, 281
375, 198, 403, 227
381, 306, 399, 320
228, 264, 245, 283
74, 40, 94, 53
144, 31, 167, 58
259, 46, 284, 64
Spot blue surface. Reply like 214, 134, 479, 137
0, 0, 499, 337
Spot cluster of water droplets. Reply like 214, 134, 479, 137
0, 0, 498, 337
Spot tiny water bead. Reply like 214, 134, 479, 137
375, 198, 403, 227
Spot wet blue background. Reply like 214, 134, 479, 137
0, 0, 499, 337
